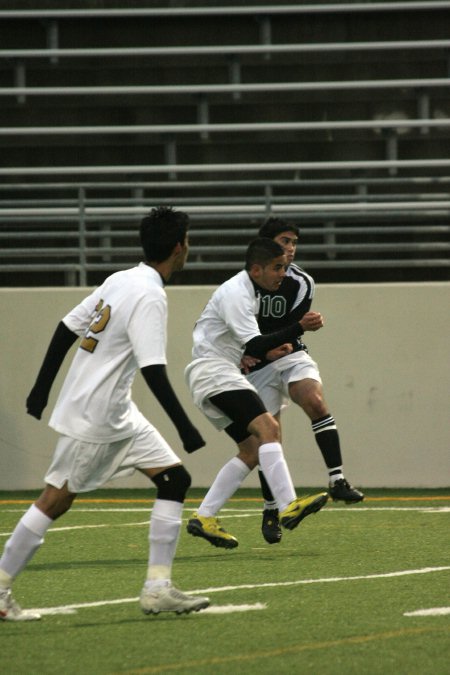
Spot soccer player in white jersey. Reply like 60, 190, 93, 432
248, 218, 364, 544
187, 219, 364, 550
0, 206, 210, 621
185, 238, 328, 549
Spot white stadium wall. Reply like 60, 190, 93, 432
0, 283, 449, 491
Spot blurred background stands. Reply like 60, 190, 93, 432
0, 1, 449, 286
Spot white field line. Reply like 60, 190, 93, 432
203, 602, 267, 614
194, 566, 450, 594
30, 566, 450, 617
2, 505, 450, 515
35, 602, 268, 617
404, 607, 450, 617
0, 521, 151, 537
0, 506, 448, 537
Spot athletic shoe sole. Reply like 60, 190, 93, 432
330, 491, 365, 504
142, 599, 210, 615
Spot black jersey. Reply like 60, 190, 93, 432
247, 263, 315, 371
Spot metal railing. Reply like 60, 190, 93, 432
2, 39, 450, 61
1, 187, 449, 285
1, 77, 449, 99
2, 158, 450, 178
1, 2, 449, 18
1, 118, 448, 137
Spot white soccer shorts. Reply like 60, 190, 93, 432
185, 357, 259, 431
44, 420, 181, 493
246, 351, 322, 415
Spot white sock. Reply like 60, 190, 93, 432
258, 443, 296, 512
329, 467, 344, 485
198, 457, 251, 517
0, 568, 12, 591
147, 499, 183, 584
0, 504, 52, 580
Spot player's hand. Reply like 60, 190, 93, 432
180, 424, 206, 454
26, 388, 48, 420
266, 343, 293, 361
299, 311, 324, 332
240, 354, 261, 374
26, 387, 48, 420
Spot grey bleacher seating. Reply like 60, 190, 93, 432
0, 1, 449, 286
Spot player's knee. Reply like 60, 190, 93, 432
249, 412, 280, 443
152, 465, 192, 503
305, 393, 327, 418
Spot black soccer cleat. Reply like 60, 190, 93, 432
329, 478, 364, 504
261, 508, 282, 544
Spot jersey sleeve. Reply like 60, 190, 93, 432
127, 292, 168, 368
218, 286, 261, 346
289, 268, 315, 321
62, 287, 103, 336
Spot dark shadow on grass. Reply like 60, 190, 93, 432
0, 614, 204, 635
27, 558, 147, 572
26, 546, 323, 574
176, 549, 324, 563
71, 613, 207, 628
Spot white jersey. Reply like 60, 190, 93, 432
49, 263, 167, 443
191, 270, 261, 366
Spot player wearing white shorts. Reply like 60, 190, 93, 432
247, 218, 364, 545
185, 238, 328, 550
216, 219, 362, 545
0, 206, 209, 621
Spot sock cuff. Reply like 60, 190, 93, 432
151, 499, 183, 522
258, 442, 283, 456
329, 468, 344, 485
21, 504, 53, 537
0, 568, 13, 589
146, 565, 171, 582
230, 456, 252, 477
312, 415, 336, 433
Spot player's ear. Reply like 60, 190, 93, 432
249, 262, 262, 280
172, 241, 183, 257
175, 234, 189, 255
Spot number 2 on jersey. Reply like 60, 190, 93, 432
80, 299, 111, 353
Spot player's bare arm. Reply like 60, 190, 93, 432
265, 343, 294, 361
241, 341, 293, 372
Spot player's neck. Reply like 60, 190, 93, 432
146, 261, 171, 284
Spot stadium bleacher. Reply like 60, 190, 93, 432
0, 1, 449, 286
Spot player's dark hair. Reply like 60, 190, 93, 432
140, 206, 189, 262
245, 238, 285, 270
259, 217, 299, 239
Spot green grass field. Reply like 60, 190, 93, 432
1, 488, 449, 675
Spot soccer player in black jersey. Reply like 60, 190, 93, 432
248, 218, 364, 544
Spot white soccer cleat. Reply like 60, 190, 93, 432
140, 583, 210, 615
0, 588, 41, 622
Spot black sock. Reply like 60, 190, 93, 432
258, 469, 277, 509
312, 414, 343, 469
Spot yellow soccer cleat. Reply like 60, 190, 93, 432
187, 513, 239, 549
279, 492, 328, 531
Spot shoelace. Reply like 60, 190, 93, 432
168, 587, 194, 601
